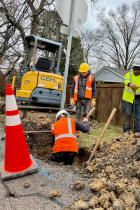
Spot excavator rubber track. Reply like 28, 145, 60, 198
0, 101, 76, 117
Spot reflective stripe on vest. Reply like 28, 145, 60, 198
124, 88, 134, 93
123, 71, 140, 103
124, 72, 140, 95
86, 87, 92, 90
74, 75, 79, 101
124, 72, 134, 93
86, 75, 92, 90
73, 75, 93, 101
55, 118, 76, 141
74, 75, 78, 94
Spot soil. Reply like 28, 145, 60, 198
1, 110, 140, 209
22, 114, 54, 160
22, 112, 91, 166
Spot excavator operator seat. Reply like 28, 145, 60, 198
35, 57, 50, 72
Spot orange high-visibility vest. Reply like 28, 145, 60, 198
73, 75, 94, 101
51, 117, 78, 154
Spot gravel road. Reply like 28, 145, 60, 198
0, 126, 91, 210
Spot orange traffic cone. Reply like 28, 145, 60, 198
0, 84, 38, 180
4, 84, 32, 172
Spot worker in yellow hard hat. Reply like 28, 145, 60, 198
70, 63, 96, 121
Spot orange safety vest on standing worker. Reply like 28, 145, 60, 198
73, 75, 94, 101
51, 117, 78, 154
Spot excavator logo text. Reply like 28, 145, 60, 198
24, 80, 30, 84
41, 76, 57, 83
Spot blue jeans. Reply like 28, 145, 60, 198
75, 98, 91, 121
122, 99, 140, 133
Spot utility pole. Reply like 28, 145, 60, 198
57, 0, 88, 110
60, 0, 76, 110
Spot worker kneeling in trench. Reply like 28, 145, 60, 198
50, 110, 90, 165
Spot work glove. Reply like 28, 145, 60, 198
70, 98, 75, 106
91, 99, 96, 108
82, 117, 88, 124
129, 83, 138, 91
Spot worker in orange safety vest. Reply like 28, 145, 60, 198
50, 110, 90, 165
70, 63, 96, 121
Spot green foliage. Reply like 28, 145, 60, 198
38, 10, 84, 84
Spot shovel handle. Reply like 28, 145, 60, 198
82, 107, 95, 124
82, 116, 88, 124
24, 131, 51, 134
88, 108, 117, 162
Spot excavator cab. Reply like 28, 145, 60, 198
16, 34, 64, 106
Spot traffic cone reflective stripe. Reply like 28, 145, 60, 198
6, 116, 21, 127
4, 84, 32, 173
6, 112, 21, 126
6, 110, 19, 116
0, 84, 39, 180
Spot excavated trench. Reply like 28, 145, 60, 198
2, 112, 140, 208
2, 108, 140, 209
22, 117, 90, 166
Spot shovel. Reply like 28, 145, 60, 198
88, 108, 117, 162
82, 106, 95, 124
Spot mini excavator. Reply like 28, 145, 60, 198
16, 34, 64, 107
0, 35, 75, 114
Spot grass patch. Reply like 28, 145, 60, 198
77, 120, 124, 148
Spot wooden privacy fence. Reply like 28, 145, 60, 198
95, 84, 124, 127
66, 84, 133, 128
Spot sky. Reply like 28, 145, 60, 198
83, 0, 136, 29
78, 0, 137, 72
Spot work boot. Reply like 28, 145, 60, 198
123, 132, 130, 137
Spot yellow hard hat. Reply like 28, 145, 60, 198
79, 63, 89, 72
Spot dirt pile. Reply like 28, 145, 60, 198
22, 115, 140, 209
67, 133, 140, 210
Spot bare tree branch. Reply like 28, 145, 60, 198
95, 2, 140, 70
